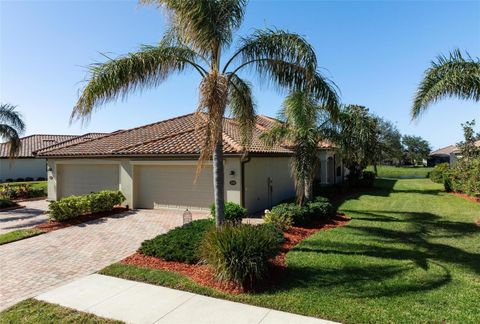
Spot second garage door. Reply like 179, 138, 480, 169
57, 164, 120, 199
134, 165, 214, 209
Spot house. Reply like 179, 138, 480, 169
0, 135, 77, 182
36, 114, 343, 213
428, 140, 480, 166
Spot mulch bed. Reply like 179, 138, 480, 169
120, 213, 351, 294
449, 192, 480, 204
35, 207, 129, 233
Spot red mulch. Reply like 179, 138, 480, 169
35, 207, 128, 232
120, 213, 351, 294
449, 192, 480, 204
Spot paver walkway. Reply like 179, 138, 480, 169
36, 274, 338, 324
0, 208, 208, 310
0, 199, 49, 234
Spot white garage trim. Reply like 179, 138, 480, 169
130, 161, 212, 166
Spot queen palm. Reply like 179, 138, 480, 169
412, 49, 480, 119
71, 0, 338, 225
261, 91, 338, 205
0, 103, 25, 157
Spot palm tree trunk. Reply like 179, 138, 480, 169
213, 139, 225, 226
304, 178, 313, 203
373, 164, 378, 176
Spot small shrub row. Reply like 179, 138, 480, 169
0, 199, 16, 209
139, 219, 214, 264
210, 201, 247, 223
48, 190, 125, 221
270, 196, 335, 226
0, 184, 46, 200
201, 223, 283, 287
2, 177, 45, 183
446, 157, 480, 197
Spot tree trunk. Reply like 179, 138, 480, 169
213, 139, 225, 226
373, 164, 378, 176
304, 178, 313, 203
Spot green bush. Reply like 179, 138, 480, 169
429, 163, 450, 183
48, 190, 125, 221
360, 171, 376, 187
0, 199, 15, 209
263, 210, 292, 231
210, 201, 247, 223
201, 224, 282, 287
271, 196, 334, 226
448, 157, 480, 197
140, 219, 214, 264
0, 184, 47, 200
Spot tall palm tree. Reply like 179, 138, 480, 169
261, 91, 338, 205
412, 49, 480, 119
0, 103, 25, 157
71, 0, 338, 225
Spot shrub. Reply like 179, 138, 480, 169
25, 177, 34, 182
448, 157, 480, 197
5, 178, 13, 183
360, 171, 376, 187
36, 177, 46, 181
270, 196, 334, 226
48, 190, 125, 221
429, 163, 450, 183
15, 178, 25, 182
201, 224, 282, 287
140, 219, 214, 264
263, 210, 292, 231
210, 201, 247, 223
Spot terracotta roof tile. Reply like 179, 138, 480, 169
37, 114, 335, 158
0, 135, 78, 158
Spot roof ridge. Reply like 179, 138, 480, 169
112, 126, 199, 153
34, 133, 109, 154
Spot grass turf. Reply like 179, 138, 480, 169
366, 165, 433, 178
0, 228, 45, 245
101, 179, 480, 323
0, 299, 121, 323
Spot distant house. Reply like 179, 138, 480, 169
428, 140, 480, 166
36, 114, 344, 213
0, 134, 106, 182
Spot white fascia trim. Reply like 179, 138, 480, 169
130, 160, 213, 166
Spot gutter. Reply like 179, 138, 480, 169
240, 155, 251, 208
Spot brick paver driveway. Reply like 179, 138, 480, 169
0, 200, 49, 235
0, 208, 209, 310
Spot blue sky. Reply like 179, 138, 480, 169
1, 0, 479, 150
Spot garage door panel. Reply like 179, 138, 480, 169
135, 165, 214, 209
57, 164, 119, 198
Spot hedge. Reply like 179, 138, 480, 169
270, 196, 335, 226
210, 201, 247, 223
48, 190, 125, 221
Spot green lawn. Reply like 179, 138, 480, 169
0, 299, 121, 323
101, 179, 480, 323
0, 228, 45, 245
366, 165, 433, 178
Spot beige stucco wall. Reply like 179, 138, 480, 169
0, 158, 47, 182
243, 157, 295, 213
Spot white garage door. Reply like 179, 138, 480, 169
134, 165, 214, 209
57, 164, 120, 198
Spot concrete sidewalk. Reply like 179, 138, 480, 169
36, 274, 338, 324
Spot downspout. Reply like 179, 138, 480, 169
240, 155, 251, 208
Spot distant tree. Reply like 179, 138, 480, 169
261, 91, 338, 205
402, 135, 431, 165
457, 120, 480, 159
412, 49, 480, 119
325, 105, 378, 183
372, 118, 403, 172
0, 103, 26, 157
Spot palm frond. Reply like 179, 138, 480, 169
72, 44, 205, 122
412, 49, 480, 119
0, 104, 25, 157
0, 124, 22, 157
141, 0, 247, 55
227, 73, 256, 148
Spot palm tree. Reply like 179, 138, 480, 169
71, 0, 338, 225
261, 91, 338, 205
0, 103, 25, 157
412, 49, 480, 119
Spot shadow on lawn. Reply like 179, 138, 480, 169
276, 178, 479, 298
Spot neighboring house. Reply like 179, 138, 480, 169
0, 134, 107, 182
37, 114, 343, 213
429, 140, 480, 166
